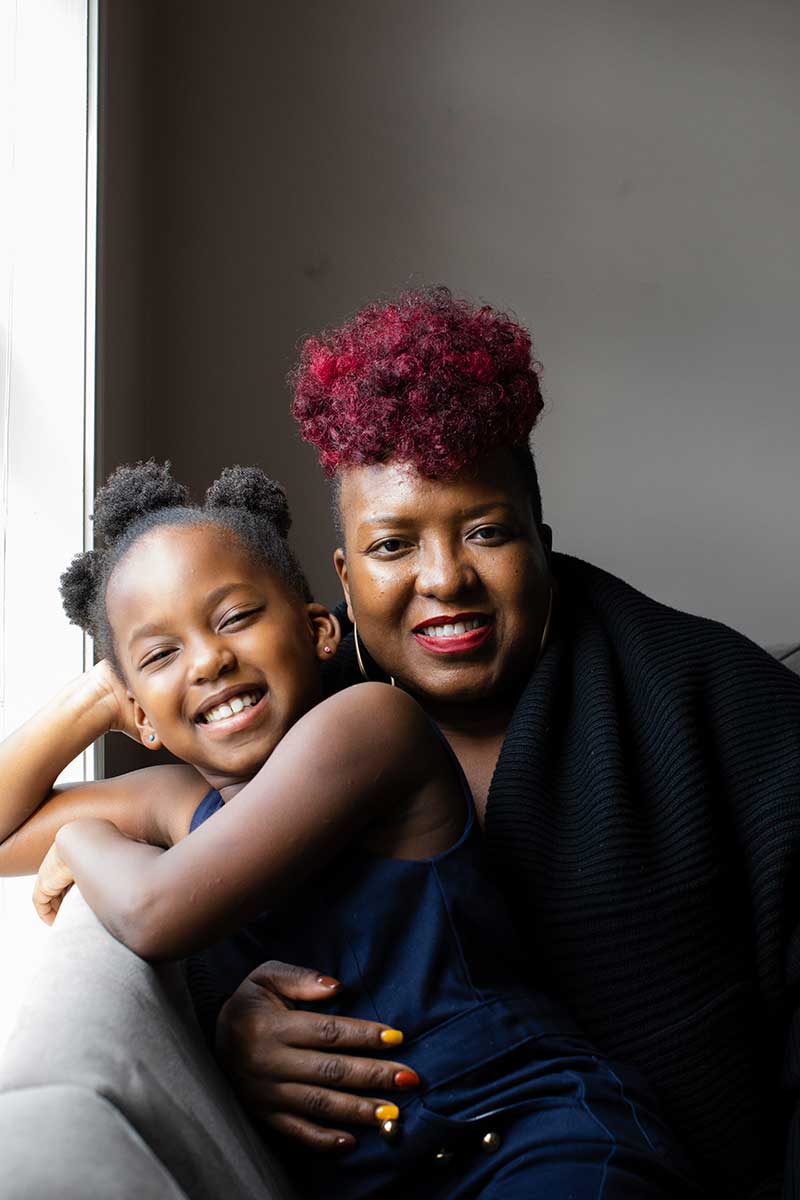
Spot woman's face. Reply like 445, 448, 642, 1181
107, 524, 334, 790
334, 451, 551, 710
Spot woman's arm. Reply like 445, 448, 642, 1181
45, 684, 452, 961
0, 660, 205, 873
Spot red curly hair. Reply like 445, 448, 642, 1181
290, 287, 544, 478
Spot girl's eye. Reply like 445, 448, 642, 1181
142, 648, 176, 668
221, 608, 261, 629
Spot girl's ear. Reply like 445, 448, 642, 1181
132, 699, 162, 751
332, 549, 354, 624
306, 603, 342, 660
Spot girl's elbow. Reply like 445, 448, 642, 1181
111, 891, 176, 962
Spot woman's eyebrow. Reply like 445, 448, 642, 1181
459, 500, 516, 517
361, 501, 515, 528
360, 514, 414, 527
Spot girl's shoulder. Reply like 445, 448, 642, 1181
314, 682, 436, 748
62, 762, 209, 846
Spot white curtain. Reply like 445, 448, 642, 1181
0, 0, 96, 1049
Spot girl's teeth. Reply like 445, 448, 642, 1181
203, 692, 260, 724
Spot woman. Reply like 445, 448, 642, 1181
215, 288, 800, 1198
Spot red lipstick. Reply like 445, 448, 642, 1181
411, 613, 493, 656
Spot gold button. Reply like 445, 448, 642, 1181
379, 1119, 401, 1141
434, 1149, 454, 1165
481, 1130, 501, 1153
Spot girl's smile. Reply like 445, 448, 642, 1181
106, 523, 336, 792
193, 686, 267, 728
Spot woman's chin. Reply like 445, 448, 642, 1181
401, 662, 520, 710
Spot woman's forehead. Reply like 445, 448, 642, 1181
338, 454, 531, 525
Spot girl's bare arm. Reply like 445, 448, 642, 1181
0, 661, 205, 874
48, 684, 455, 960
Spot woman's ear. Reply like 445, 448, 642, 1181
306, 603, 342, 660
132, 700, 162, 751
539, 523, 553, 565
333, 549, 354, 624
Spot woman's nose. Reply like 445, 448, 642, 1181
189, 637, 236, 685
414, 542, 476, 599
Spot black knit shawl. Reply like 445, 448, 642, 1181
330, 553, 800, 1197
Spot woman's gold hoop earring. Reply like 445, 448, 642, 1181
353, 622, 395, 687
536, 585, 554, 666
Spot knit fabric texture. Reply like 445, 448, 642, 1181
328, 554, 800, 1197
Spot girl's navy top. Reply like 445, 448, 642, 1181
187, 737, 579, 1079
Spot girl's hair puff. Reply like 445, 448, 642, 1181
60, 460, 310, 672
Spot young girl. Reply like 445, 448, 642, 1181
0, 460, 699, 1199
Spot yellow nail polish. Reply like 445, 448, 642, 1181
375, 1104, 400, 1122
380, 1028, 403, 1046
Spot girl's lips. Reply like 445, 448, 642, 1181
196, 690, 269, 736
413, 622, 494, 655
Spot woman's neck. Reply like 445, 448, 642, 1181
419, 696, 517, 824
423, 695, 516, 741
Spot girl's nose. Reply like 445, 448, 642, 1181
189, 638, 236, 685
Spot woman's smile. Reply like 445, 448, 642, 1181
411, 613, 494, 654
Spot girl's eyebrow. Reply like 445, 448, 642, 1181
127, 583, 249, 648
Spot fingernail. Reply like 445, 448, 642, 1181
316, 975, 339, 989
380, 1028, 403, 1046
375, 1103, 399, 1122
334, 1135, 356, 1153
394, 1069, 419, 1089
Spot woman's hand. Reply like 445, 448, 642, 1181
89, 660, 139, 741
32, 838, 75, 924
215, 961, 419, 1152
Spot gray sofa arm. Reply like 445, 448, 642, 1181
0, 888, 296, 1200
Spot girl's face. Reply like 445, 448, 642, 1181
106, 523, 335, 791
334, 450, 551, 713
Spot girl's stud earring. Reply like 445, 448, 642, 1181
323, 645, 332, 654
147, 734, 156, 743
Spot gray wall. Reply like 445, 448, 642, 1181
98, 0, 799, 646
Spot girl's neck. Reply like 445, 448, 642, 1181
198, 769, 256, 804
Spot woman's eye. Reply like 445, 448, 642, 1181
371, 538, 409, 555
470, 524, 507, 543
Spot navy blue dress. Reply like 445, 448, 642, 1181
188, 747, 701, 1199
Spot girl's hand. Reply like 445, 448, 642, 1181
33, 839, 75, 924
89, 660, 139, 741
216, 960, 419, 1152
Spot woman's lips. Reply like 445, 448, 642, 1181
412, 620, 494, 656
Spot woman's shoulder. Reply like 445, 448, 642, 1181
553, 551, 800, 688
